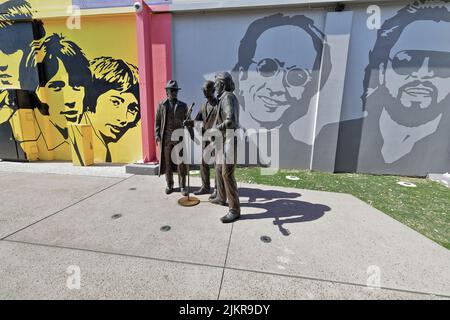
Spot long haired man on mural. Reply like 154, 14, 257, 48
25, 33, 92, 160
317, 0, 450, 176
84, 57, 140, 162
232, 13, 331, 169
155, 80, 191, 196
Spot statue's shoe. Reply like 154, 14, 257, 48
220, 211, 241, 224
165, 187, 174, 195
194, 187, 211, 196
208, 191, 217, 200
209, 198, 227, 206
181, 188, 189, 197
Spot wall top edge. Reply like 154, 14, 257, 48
1, 0, 405, 20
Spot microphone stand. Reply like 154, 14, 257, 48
178, 103, 200, 207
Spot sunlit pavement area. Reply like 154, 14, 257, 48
0, 162, 449, 300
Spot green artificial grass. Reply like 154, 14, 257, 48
225, 168, 449, 250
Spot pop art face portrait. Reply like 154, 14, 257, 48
231, 13, 331, 168
234, 14, 330, 133
83, 57, 140, 162
380, 23, 450, 128
30, 34, 92, 137
356, 0, 450, 174
0, 0, 36, 90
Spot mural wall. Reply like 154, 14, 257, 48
173, 0, 450, 176
0, 0, 142, 163
173, 9, 329, 169
346, 0, 450, 176
1, 0, 449, 176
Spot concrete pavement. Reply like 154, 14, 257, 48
0, 163, 449, 299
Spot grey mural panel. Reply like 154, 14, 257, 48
166, 1, 450, 176
173, 9, 329, 169
355, 1, 450, 176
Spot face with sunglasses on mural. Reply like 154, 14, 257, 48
233, 14, 327, 133
377, 20, 450, 128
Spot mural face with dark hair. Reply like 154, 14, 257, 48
232, 13, 331, 168
32, 34, 91, 135
0, 0, 43, 160
356, 0, 450, 175
0, 0, 39, 90
84, 57, 140, 162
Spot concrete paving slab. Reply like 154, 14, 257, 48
0, 241, 221, 300
0, 172, 124, 239
219, 269, 446, 300
226, 183, 450, 297
8, 175, 232, 266
0, 161, 131, 178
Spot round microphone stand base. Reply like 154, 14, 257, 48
178, 196, 200, 207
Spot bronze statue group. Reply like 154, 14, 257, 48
154, 72, 241, 224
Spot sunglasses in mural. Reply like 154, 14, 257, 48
389, 50, 450, 78
252, 57, 312, 87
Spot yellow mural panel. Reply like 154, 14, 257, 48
0, 0, 142, 164
27, 0, 72, 18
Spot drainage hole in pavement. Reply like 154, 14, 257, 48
160, 225, 171, 232
111, 214, 122, 220
260, 236, 272, 243
129, 188, 137, 191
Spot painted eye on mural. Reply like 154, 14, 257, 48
110, 97, 122, 107
256, 58, 279, 77
391, 50, 450, 78
47, 81, 65, 92
72, 85, 82, 92
127, 103, 139, 115
286, 68, 310, 87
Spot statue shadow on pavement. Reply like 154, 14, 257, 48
238, 187, 331, 236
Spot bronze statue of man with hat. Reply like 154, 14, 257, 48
155, 80, 191, 196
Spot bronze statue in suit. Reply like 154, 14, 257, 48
184, 80, 218, 196
155, 80, 190, 196
210, 72, 241, 224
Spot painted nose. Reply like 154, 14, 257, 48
266, 71, 286, 97
65, 102, 76, 109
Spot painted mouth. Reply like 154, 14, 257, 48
403, 85, 434, 97
61, 110, 79, 116
258, 95, 288, 113
106, 124, 126, 135
0, 74, 13, 86
60, 110, 79, 122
